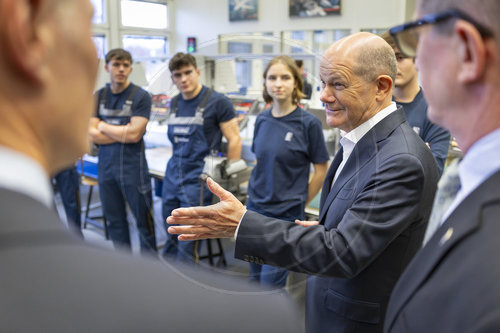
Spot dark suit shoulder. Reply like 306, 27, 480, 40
0, 189, 300, 333
381, 117, 430, 154
385, 171, 500, 333
377, 114, 438, 178
0, 188, 65, 235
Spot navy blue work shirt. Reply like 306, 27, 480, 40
396, 88, 450, 175
248, 107, 329, 217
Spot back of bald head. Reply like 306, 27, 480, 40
329, 32, 397, 84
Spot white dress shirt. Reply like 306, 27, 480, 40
440, 128, 500, 225
0, 146, 53, 207
333, 102, 397, 185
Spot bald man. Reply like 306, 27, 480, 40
168, 32, 439, 332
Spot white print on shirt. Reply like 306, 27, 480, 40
285, 132, 293, 142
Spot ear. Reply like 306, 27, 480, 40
375, 75, 393, 102
455, 20, 487, 83
1, 0, 47, 84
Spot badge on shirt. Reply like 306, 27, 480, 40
285, 131, 293, 142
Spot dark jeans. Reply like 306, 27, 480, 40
54, 166, 82, 236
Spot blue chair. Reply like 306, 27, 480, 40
77, 158, 109, 239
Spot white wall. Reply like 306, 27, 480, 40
172, 0, 411, 55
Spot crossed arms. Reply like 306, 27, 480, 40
88, 116, 148, 145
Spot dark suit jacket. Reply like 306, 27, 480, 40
0, 188, 300, 332
235, 108, 439, 333
384, 170, 500, 333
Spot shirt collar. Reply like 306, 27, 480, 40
0, 146, 53, 207
458, 128, 500, 196
340, 102, 397, 154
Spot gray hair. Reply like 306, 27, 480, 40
353, 41, 397, 84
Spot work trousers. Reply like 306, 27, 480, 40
99, 179, 156, 253
161, 179, 212, 263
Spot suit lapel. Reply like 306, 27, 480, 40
319, 146, 343, 212
319, 133, 377, 223
385, 170, 500, 329
318, 108, 406, 224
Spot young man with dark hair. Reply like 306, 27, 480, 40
105, 48, 133, 64
161, 52, 241, 263
382, 31, 450, 175
89, 48, 156, 253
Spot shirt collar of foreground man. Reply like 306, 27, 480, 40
0, 146, 53, 207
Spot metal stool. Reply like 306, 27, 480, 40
78, 158, 109, 239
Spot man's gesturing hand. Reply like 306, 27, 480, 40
167, 178, 246, 241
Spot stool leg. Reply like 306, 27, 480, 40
103, 217, 109, 240
83, 185, 93, 229
216, 238, 227, 267
206, 239, 214, 266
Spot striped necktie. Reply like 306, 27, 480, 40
423, 158, 461, 245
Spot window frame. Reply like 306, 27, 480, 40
92, 0, 171, 60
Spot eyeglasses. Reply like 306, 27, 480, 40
389, 9, 494, 58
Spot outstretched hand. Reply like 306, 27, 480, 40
295, 220, 319, 227
167, 178, 246, 241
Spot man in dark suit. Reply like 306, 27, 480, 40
168, 32, 439, 332
0, 1, 300, 331
384, 0, 500, 332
